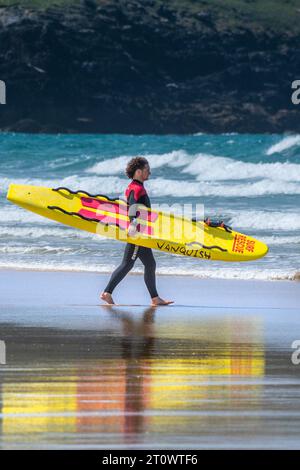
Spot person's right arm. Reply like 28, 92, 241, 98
128, 189, 142, 221
127, 188, 144, 236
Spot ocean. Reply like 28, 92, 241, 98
0, 132, 299, 281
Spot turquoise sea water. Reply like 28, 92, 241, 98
0, 132, 299, 280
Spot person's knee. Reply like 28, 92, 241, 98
125, 260, 135, 272
116, 260, 133, 275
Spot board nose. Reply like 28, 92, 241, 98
7, 184, 33, 205
6, 183, 19, 203
258, 239, 269, 258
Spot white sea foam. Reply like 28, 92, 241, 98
0, 226, 82, 239
0, 261, 296, 281
47, 154, 92, 170
0, 206, 54, 224
227, 210, 300, 231
156, 266, 297, 281
148, 178, 300, 197
85, 150, 191, 175
0, 261, 116, 273
0, 224, 109, 241
262, 235, 300, 245
266, 135, 300, 155
85, 151, 300, 182
3, 174, 300, 199
0, 245, 89, 255
183, 153, 300, 182
0, 175, 125, 195
2, 155, 300, 201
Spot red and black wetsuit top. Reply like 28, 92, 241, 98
125, 179, 151, 221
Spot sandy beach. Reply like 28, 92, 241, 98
0, 270, 299, 449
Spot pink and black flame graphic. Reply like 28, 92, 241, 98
48, 189, 158, 236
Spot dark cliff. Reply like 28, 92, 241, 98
0, 0, 300, 133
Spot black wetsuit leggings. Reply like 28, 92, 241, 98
104, 244, 158, 298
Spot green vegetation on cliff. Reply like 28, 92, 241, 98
0, 0, 300, 32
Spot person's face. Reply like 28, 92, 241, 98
141, 163, 151, 181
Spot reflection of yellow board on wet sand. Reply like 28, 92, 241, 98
7, 184, 268, 262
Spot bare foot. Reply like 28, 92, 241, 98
100, 292, 115, 305
151, 296, 174, 306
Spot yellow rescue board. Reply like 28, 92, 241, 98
7, 184, 268, 262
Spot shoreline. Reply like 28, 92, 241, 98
0, 266, 298, 282
1, 269, 299, 311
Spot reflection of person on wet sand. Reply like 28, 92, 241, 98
107, 306, 156, 438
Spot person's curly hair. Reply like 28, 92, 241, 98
125, 157, 149, 179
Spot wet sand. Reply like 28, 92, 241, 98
0, 270, 300, 449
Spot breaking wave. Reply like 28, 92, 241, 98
266, 135, 300, 155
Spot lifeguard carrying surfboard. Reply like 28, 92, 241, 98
7, 184, 268, 262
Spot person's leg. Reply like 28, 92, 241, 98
137, 247, 158, 298
138, 248, 173, 305
101, 244, 139, 303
